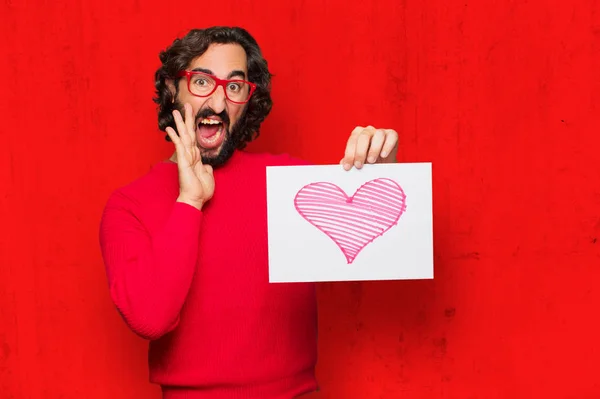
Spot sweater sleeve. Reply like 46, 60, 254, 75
99, 192, 202, 340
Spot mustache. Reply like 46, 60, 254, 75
195, 108, 230, 126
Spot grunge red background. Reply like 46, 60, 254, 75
1, 0, 599, 398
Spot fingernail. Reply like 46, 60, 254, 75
355, 161, 362, 168
367, 156, 375, 163
343, 162, 351, 170
381, 151, 388, 158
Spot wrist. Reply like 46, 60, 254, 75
177, 195, 204, 211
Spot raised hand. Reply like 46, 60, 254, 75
165, 103, 215, 210
341, 126, 399, 170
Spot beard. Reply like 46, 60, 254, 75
172, 100, 244, 168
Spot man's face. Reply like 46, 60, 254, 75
172, 43, 249, 166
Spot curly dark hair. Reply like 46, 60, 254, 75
153, 26, 273, 149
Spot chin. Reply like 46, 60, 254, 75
199, 138, 236, 168
199, 145, 223, 158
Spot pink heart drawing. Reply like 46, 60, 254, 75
294, 178, 407, 264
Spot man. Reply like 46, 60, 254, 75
99, 26, 398, 399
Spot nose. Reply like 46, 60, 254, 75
206, 84, 227, 114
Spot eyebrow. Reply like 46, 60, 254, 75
191, 67, 247, 80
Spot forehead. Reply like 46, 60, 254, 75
188, 43, 248, 77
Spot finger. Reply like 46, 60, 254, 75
183, 103, 197, 146
183, 104, 203, 166
353, 131, 372, 168
165, 126, 181, 146
342, 126, 363, 170
366, 129, 386, 163
172, 110, 191, 147
380, 129, 399, 159
166, 126, 187, 161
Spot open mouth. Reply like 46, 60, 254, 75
196, 118, 226, 149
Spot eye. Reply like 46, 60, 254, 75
227, 83, 242, 92
193, 78, 209, 86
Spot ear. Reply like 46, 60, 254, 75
166, 79, 176, 102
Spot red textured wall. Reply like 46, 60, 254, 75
2, 0, 599, 398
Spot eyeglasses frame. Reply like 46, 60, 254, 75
176, 70, 257, 104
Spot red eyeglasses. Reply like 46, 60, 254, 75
176, 70, 257, 104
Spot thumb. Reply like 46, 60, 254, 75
199, 167, 215, 195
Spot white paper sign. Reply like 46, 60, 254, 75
266, 162, 433, 283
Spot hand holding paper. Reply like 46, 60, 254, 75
340, 126, 399, 170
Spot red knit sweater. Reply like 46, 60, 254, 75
99, 150, 318, 399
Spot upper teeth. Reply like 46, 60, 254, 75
201, 119, 221, 125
